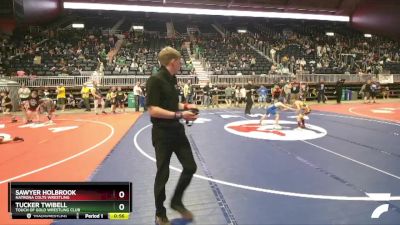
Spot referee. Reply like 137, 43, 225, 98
146, 47, 198, 225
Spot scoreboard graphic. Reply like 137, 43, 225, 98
8, 182, 132, 220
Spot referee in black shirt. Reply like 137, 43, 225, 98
244, 80, 253, 114
146, 47, 198, 225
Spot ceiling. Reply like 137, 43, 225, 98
63, 0, 366, 16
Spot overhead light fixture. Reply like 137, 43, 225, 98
133, 25, 144, 30
64, 2, 350, 22
325, 32, 334, 36
72, 23, 84, 28
364, 34, 372, 38
237, 29, 247, 33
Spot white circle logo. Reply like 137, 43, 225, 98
224, 120, 327, 141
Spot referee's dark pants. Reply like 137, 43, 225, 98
152, 124, 197, 217
245, 96, 253, 114
336, 90, 342, 103
317, 91, 325, 103
134, 95, 140, 111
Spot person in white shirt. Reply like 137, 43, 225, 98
240, 86, 246, 107
18, 84, 31, 118
133, 82, 142, 112
270, 48, 276, 63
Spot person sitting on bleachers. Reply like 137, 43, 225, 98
130, 60, 138, 69
121, 65, 129, 74
114, 65, 121, 73
17, 70, 26, 77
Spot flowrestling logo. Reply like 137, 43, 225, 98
224, 120, 327, 141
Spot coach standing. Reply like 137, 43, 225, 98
146, 47, 198, 225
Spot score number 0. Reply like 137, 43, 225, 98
118, 191, 126, 211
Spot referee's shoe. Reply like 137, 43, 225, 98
155, 215, 171, 225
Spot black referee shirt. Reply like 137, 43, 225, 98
245, 83, 252, 98
146, 66, 180, 126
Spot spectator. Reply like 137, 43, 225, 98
210, 86, 219, 108
81, 84, 91, 111
291, 79, 300, 101
203, 82, 211, 108
1, 90, 17, 123
224, 85, 233, 107
115, 87, 127, 113
67, 93, 76, 108
283, 82, 292, 104
382, 86, 390, 99
133, 82, 142, 112
257, 85, 268, 108
56, 83, 66, 111
183, 80, 194, 104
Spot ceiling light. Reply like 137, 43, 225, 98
64, 2, 350, 22
325, 32, 334, 36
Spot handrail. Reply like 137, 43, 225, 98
8, 74, 400, 88
9, 75, 198, 88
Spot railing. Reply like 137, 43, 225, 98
297, 73, 400, 84
9, 75, 198, 88
8, 74, 400, 88
210, 75, 293, 85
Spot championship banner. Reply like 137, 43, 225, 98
378, 74, 393, 84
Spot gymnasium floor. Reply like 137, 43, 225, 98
1, 101, 400, 225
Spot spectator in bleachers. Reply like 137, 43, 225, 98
270, 48, 276, 62
130, 60, 138, 69
114, 65, 121, 74
17, 70, 26, 77
121, 65, 129, 74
